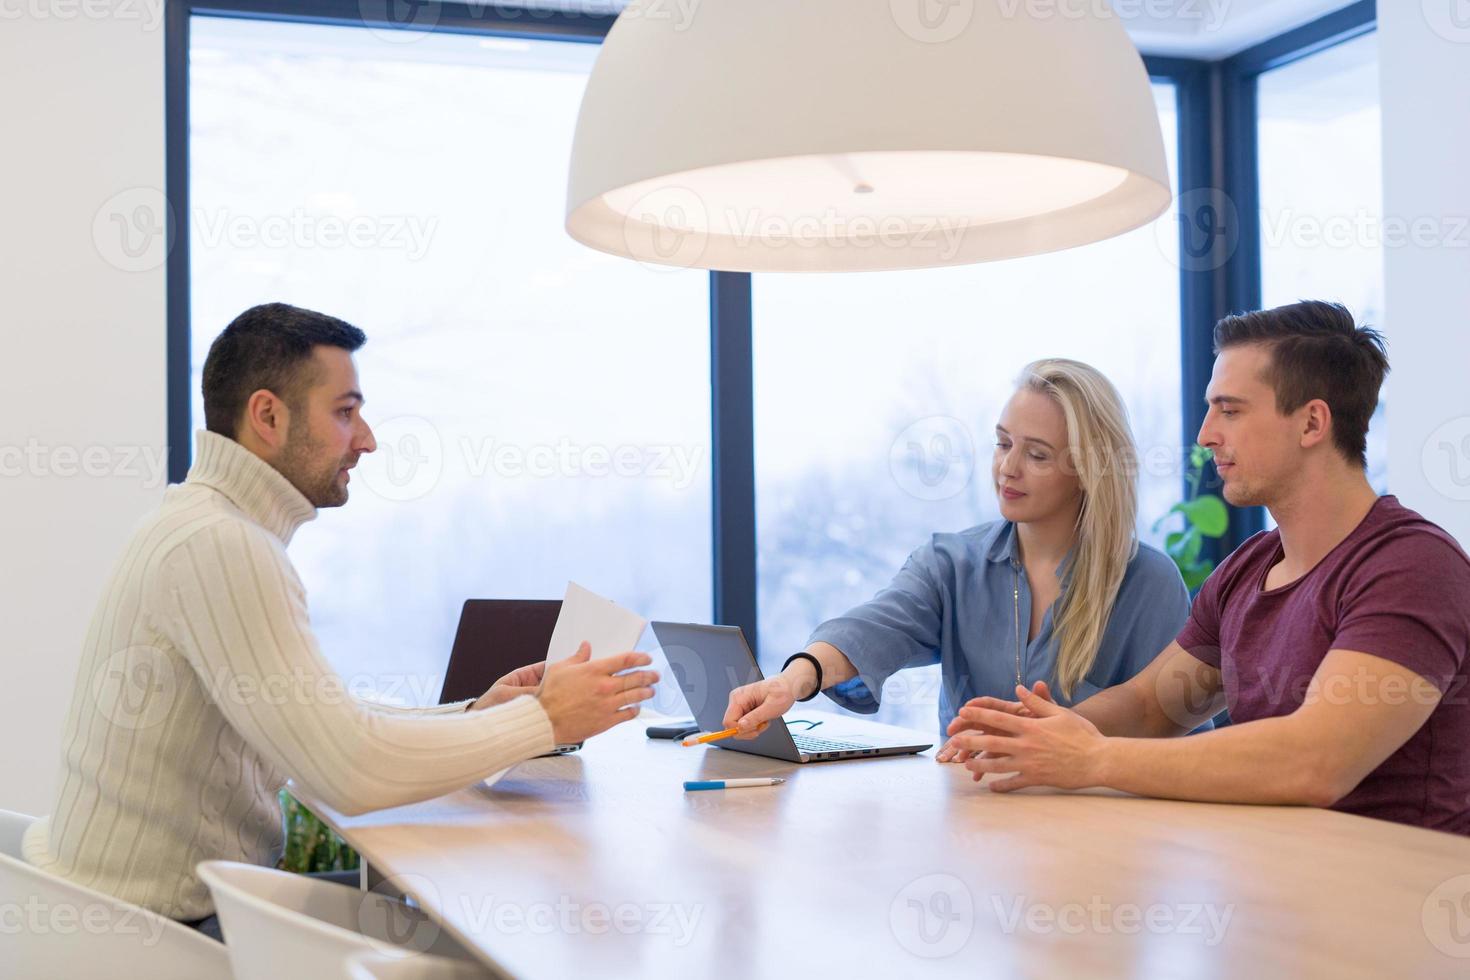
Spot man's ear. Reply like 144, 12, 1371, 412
242, 388, 291, 454
1298, 398, 1333, 451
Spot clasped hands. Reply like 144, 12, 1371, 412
934, 681, 1109, 792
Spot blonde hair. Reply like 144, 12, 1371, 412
1015, 359, 1139, 699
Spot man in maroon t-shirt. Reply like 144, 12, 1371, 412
939, 301, 1470, 834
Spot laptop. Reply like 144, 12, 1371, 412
439, 599, 581, 755
650, 622, 933, 763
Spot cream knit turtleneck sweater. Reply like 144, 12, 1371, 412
23, 431, 554, 920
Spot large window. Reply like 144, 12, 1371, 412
752, 85, 1182, 732
1258, 32, 1386, 492
189, 19, 712, 698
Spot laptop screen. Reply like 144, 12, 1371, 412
439, 599, 563, 705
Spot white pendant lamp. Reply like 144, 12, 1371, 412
565, 0, 1172, 273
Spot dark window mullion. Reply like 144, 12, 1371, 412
710, 271, 757, 650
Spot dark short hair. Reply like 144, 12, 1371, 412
202, 303, 367, 439
1212, 300, 1388, 468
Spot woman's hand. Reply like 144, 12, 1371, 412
721, 660, 819, 738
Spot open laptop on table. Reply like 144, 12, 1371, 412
650, 622, 932, 763
439, 598, 581, 755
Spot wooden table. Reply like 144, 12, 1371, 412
310, 716, 1470, 979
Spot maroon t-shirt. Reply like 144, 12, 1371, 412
1175, 496, 1470, 834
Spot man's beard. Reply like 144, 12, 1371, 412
277, 417, 352, 508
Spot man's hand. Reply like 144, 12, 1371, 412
935, 680, 1053, 763
947, 685, 1107, 792
535, 642, 660, 744
469, 660, 548, 712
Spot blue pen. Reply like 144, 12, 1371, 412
683, 778, 786, 792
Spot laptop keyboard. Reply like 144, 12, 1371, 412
792, 734, 869, 754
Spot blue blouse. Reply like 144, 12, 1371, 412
809, 520, 1192, 737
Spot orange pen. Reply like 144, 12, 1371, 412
681, 723, 768, 746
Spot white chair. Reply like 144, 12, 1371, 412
197, 860, 492, 980
347, 949, 500, 979
0, 808, 232, 980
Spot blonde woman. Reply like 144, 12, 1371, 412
723, 359, 1192, 749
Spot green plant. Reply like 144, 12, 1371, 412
1153, 445, 1229, 593
278, 789, 360, 874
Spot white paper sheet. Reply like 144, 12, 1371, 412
545, 582, 647, 663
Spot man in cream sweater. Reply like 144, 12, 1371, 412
23, 303, 659, 932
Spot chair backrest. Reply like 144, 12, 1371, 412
0, 809, 231, 980
0, 807, 34, 858
347, 949, 495, 980
197, 860, 487, 980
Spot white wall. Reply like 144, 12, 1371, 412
1379, 6, 1470, 549
0, 10, 167, 817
